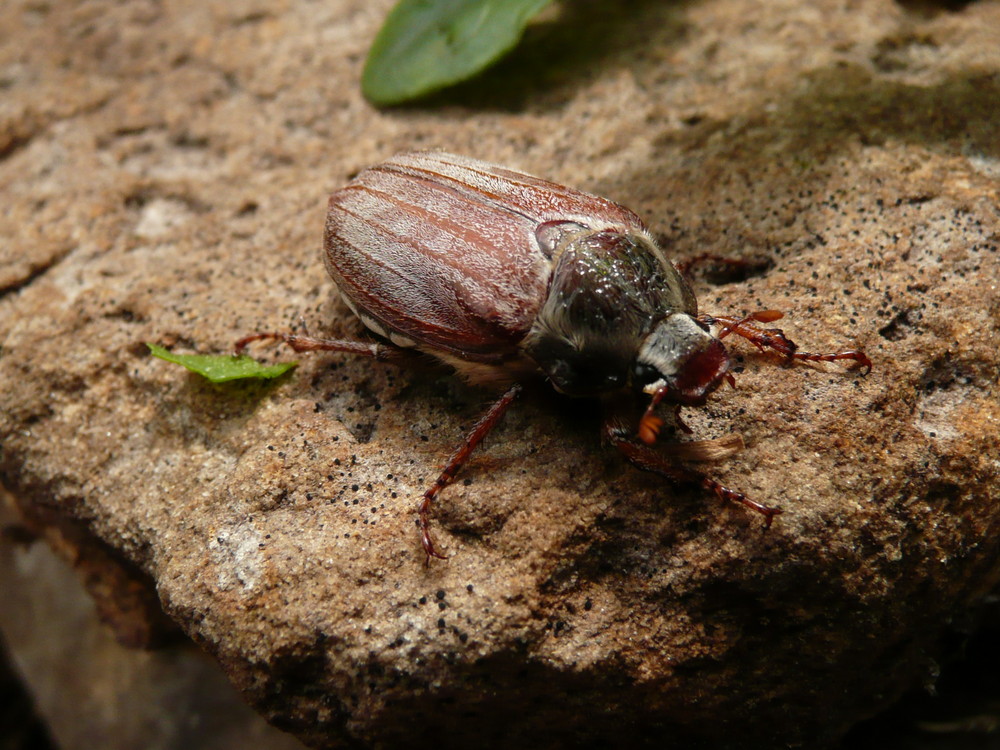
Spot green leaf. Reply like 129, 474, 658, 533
362, 0, 554, 105
147, 343, 297, 383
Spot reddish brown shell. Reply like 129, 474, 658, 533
323, 151, 648, 363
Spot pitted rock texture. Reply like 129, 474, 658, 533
1, 0, 999, 748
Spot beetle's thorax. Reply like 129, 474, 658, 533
522, 226, 699, 397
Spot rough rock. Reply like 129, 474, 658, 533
0, 490, 307, 750
1, 0, 999, 748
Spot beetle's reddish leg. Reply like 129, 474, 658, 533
418, 383, 523, 564
234, 331, 409, 363
603, 403, 780, 527
699, 313, 872, 374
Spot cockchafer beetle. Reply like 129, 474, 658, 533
237, 151, 871, 562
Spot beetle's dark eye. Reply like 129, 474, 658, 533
632, 362, 661, 389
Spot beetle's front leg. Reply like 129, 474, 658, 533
699, 311, 872, 374
603, 399, 780, 527
418, 383, 523, 563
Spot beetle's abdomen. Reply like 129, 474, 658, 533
323, 152, 648, 364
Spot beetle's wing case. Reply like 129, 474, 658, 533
323, 152, 651, 367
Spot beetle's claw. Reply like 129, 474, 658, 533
423, 546, 448, 564
424, 550, 448, 565
760, 506, 783, 529
710, 481, 782, 528
419, 517, 448, 564
849, 350, 873, 375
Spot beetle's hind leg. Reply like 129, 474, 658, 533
418, 383, 523, 563
699, 311, 872, 374
603, 401, 780, 527
234, 330, 410, 363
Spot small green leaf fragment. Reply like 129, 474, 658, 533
147, 343, 297, 383
363, 0, 554, 105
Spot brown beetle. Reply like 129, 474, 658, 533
237, 152, 871, 562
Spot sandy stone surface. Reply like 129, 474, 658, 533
1, 0, 999, 747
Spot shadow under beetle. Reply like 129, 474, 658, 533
237, 152, 871, 562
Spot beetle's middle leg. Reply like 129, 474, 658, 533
602, 401, 780, 527
418, 383, 523, 563
699, 311, 872, 374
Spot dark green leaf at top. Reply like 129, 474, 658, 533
362, 0, 554, 105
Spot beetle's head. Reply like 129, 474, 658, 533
632, 313, 730, 406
